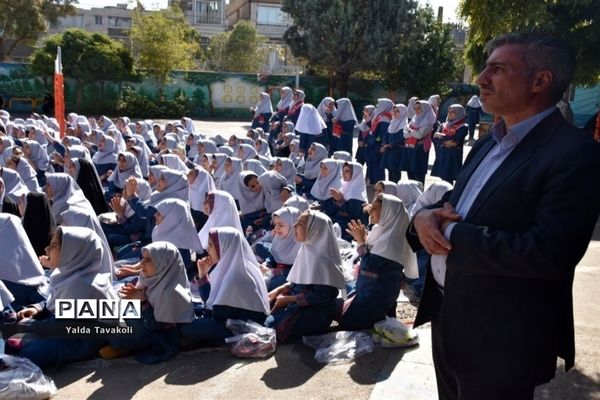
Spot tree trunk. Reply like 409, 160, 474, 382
336, 69, 351, 97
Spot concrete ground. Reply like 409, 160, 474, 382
44, 121, 600, 399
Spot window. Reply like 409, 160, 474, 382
196, 1, 222, 25
257, 5, 288, 26
108, 16, 131, 28
95, 16, 103, 25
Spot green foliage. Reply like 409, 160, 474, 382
382, 7, 459, 100
130, 6, 201, 93
459, 0, 600, 85
0, 0, 76, 59
116, 86, 191, 118
206, 21, 267, 73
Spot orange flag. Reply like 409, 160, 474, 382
54, 46, 65, 138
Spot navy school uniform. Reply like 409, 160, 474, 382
265, 283, 339, 343
380, 129, 406, 182
330, 119, 355, 156
331, 198, 369, 242
337, 250, 404, 330
431, 124, 468, 183
355, 125, 371, 165
251, 113, 272, 133
366, 122, 387, 183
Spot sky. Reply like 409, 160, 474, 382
75, 0, 462, 22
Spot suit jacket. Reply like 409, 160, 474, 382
410, 110, 600, 385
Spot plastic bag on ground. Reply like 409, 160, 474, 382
0, 354, 57, 399
372, 316, 419, 348
224, 319, 276, 359
302, 331, 374, 364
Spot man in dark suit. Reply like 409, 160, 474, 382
409, 32, 600, 400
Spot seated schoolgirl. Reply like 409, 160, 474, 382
67, 157, 110, 215
337, 194, 418, 330
197, 190, 243, 252
0, 214, 48, 311
21, 139, 50, 187
187, 166, 215, 231
105, 152, 143, 199
105, 241, 195, 363
260, 207, 302, 291
7, 227, 117, 369
44, 173, 95, 224
396, 179, 423, 217
237, 171, 267, 232
22, 192, 56, 257
257, 170, 287, 221
374, 180, 399, 197
218, 157, 243, 205
328, 161, 369, 241
266, 210, 345, 343
179, 227, 269, 345
295, 142, 328, 197
309, 159, 343, 218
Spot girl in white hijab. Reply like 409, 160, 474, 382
218, 156, 243, 201
339, 193, 418, 329
251, 92, 274, 132
148, 168, 189, 208
180, 227, 270, 344
254, 138, 271, 158
381, 103, 409, 182
257, 170, 287, 214
356, 104, 375, 165
0, 214, 48, 309
297, 142, 328, 196
4, 149, 41, 193
274, 157, 297, 186
330, 97, 357, 155
275, 86, 294, 120
197, 190, 243, 250
266, 210, 344, 343
404, 100, 437, 184
244, 158, 267, 176
328, 161, 369, 241
92, 134, 118, 180
187, 165, 215, 228
309, 159, 343, 203
366, 98, 393, 184
262, 206, 302, 291
396, 179, 423, 217
431, 104, 468, 184
0, 166, 29, 203
237, 143, 258, 163
10, 226, 117, 369
107, 152, 143, 195
237, 171, 267, 231
411, 181, 453, 216
107, 241, 194, 364
45, 172, 95, 224
295, 104, 327, 153
160, 153, 189, 173
211, 153, 228, 187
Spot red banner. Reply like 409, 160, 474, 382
54, 72, 65, 138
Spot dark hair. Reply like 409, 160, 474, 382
485, 32, 575, 102
243, 173, 258, 187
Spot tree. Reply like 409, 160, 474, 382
459, 0, 600, 85
281, 0, 423, 96
129, 6, 201, 96
382, 7, 459, 100
30, 29, 136, 107
206, 21, 266, 73
0, 0, 76, 60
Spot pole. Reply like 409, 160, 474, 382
54, 46, 65, 138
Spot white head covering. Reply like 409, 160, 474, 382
217, 145, 234, 157
412, 181, 453, 215
46, 173, 94, 224
396, 180, 423, 215
108, 152, 143, 189
257, 170, 287, 213
367, 194, 418, 278
24, 140, 49, 171
47, 226, 117, 314
276, 87, 294, 111
0, 166, 29, 202
9, 153, 41, 193
445, 104, 467, 124
182, 117, 196, 135
254, 138, 271, 157
153, 198, 202, 251
237, 171, 265, 215
373, 98, 394, 118
303, 142, 328, 180
467, 95, 482, 108
219, 157, 243, 199
310, 159, 343, 201
149, 168, 189, 207
0, 214, 47, 287
255, 92, 274, 115
270, 207, 302, 265
238, 143, 258, 163
244, 158, 267, 176
161, 153, 189, 173
340, 162, 367, 202
376, 180, 398, 195
275, 157, 297, 185
188, 166, 215, 211
148, 165, 167, 189
388, 104, 408, 133
138, 242, 195, 323
206, 227, 269, 314
406, 97, 418, 120
412, 100, 437, 128
92, 135, 118, 165
357, 105, 375, 131
317, 97, 336, 121
295, 104, 326, 135
283, 195, 309, 212
332, 151, 352, 162
333, 98, 357, 122
136, 120, 158, 148
212, 153, 228, 185
428, 94, 441, 112
287, 210, 345, 288
198, 190, 243, 249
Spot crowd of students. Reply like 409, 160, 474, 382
0, 90, 475, 369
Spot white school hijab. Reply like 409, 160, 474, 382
295, 104, 326, 135
138, 242, 195, 323
0, 166, 29, 202
333, 98, 358, 123
219, 157, 243, 199
367, 194, 418, 279
237, 171, 265, 215
108, 152, 143, 189
310, 159, 343, 201
276, 157, 297, 186
46, 173, 94, 224
317, 97, 336, 121
332, 151, 352, 162
340, 161, 367, 202
161, 153, 189, 173
270, 207, 302, 265
303, 142, 328, 180
206, 227, 270, 314
287, 210, 345, 289
47, 227, 117, 314
0, 214, 47, 287
153, 198, 202, 252
92, 135, 118, 165
255, 92, 274, 115
0, 280, 15, 310
388, 104, 408, 134
411, 181, 453, 216
257, 170, 287, 213
276, 86, 294, 111
467, 95, 482, 108
149, 168, 189, 207
396, 179, 423, 216
198, 190, 243, 249
283, 195, 309, 212
188, 166, 215, 212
